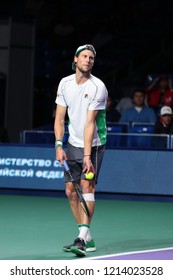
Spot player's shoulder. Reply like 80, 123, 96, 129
60, 74, 75, 84
90, 74, 107, 88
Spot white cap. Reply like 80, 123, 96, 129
160, 106, 172, 116
72, 44, 96, 70
75, 44, 96, 57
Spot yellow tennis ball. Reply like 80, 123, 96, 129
85, 172, 94, 180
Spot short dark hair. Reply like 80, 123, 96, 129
131, 89, 146, 99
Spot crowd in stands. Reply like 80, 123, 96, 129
108, 73, 173, 134
106, 80, 173, 149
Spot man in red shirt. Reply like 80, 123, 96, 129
146, 76, 173, 113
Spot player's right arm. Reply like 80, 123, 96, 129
54, 104, 67, 165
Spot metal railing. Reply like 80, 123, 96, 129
106, 133, 170, 150
20, 130, 171, 150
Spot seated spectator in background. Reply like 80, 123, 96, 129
115, 96, 133, 115
145, 75, 173, 114
119, 89, 157, 124
106, 96, 120, 123
152, 106, 173, 149
153, 106, 173, 134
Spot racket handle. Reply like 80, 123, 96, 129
63, 160, 69, 172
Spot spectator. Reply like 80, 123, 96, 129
116, 96, 133, 115
119, 89, 157, 124
106, 96, 120, 123
153, 106, 173, 134
145, 75, 173, 114
152, 106, 173, 149
115, 83, 139, 116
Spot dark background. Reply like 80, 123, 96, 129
1, 0, 173, 141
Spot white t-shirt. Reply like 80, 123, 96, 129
55, 74, 108, 147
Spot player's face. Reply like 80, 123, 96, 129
75, 50, 95, 73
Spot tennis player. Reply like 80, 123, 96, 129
54, 44, 108, 257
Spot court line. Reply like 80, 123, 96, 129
86, 247, 173, 260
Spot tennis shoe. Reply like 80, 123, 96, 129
86, 239, 96, 252
63, 238, 96, 252
63, 241, 76, 252
63, 238, 81, 252
71, 238, 86, 257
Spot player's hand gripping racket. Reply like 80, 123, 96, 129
63, 160, 90, 217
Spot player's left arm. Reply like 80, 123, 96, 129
83, 109, 98, 174
83, 82, 108, 173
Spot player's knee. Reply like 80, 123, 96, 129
65, 186, 77, 200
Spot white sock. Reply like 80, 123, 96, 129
86, 229, 92, 242
78, 224, 92, 242
78, 224, 90, 243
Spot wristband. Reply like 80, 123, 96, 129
84, 155, 91, 157
55, 139, 63, 149
55, 144, 63, 149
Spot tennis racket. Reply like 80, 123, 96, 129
63, 160, 90, 217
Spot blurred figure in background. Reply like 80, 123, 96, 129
106, 96, 120, 123
152, 106, 173, 149
153, 106, 173, 134
145, 75, 173, 114
115, 96, 133, 116
119, 89, 157, 124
